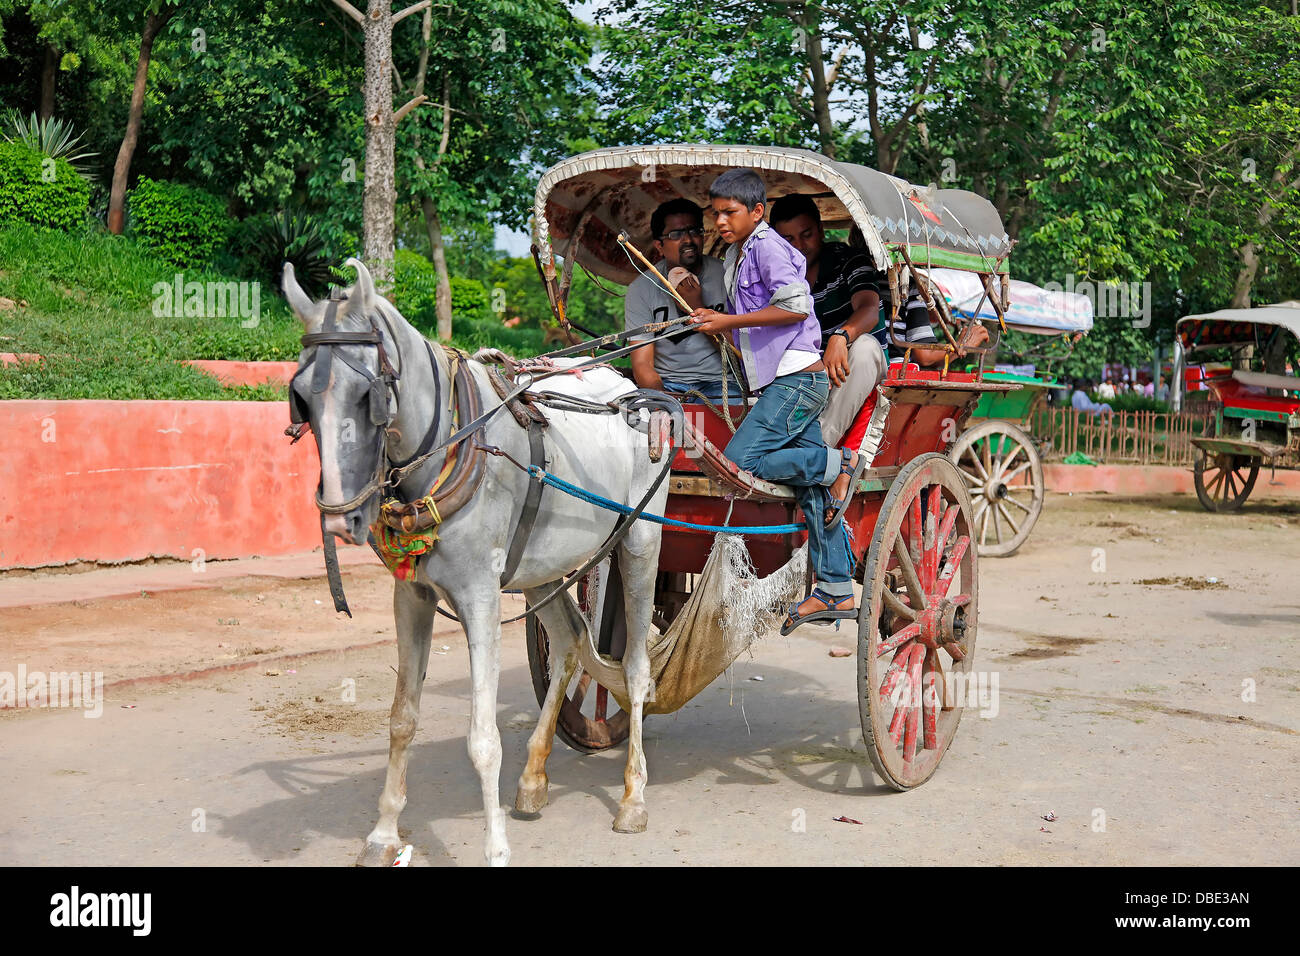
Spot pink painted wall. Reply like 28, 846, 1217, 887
1044, 463, 1300, 497
0, 401, 321, 570
184, 360, 297, 387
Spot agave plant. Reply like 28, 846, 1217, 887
242, 210, 341, 300
1, 110, 98, 182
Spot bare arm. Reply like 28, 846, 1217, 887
629, 341, 663, 390
688, 305, 804, 334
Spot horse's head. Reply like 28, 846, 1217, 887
284, 257, 397, 545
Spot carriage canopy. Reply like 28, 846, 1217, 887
1175, 302, 1300, 354
533, 144, 1013, 285
926, 268, 1093, 336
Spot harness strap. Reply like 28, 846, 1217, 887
378, 355, 485, 533
321, 513, 352, 617
495, 435, 678, 626
499, 422, 548, 586
388, 340, 444, 471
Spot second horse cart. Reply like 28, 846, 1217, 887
526, 144, 1019, 790
927, 268, 1094, 556
1172, 303, 1300, 512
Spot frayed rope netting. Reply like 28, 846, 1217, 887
567, 534, 808, 715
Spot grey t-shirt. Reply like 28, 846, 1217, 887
624, 256, 732, 386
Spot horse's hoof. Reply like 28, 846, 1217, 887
514, 780, 549, 815
356, 841, 400, 867
612, 805, 648, 833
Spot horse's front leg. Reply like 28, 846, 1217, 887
613, 539, 660, 834
457, 589, 510, 866
514, 586, 580, 815
358, 579, 436, 866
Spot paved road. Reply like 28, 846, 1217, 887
2, 492, 1298, 866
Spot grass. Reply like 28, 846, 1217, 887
0, 222, 298, 399
0, 222, 613, 399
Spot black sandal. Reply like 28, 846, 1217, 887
780, 587, 857, 635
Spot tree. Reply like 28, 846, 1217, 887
104, 1, 180, 234
392, 0, 589, 338
328, 0, 431, 293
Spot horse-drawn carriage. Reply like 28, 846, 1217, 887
1171, 303, 1300, 512
526, 145, 1019, 790
287, 144, 1024, 864
925, 269, 1094, 556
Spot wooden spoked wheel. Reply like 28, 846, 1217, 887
525, 563, 629, 754
858, 453, 978, 791
1193, 448, 1259, 512
950, 420, 1044, 557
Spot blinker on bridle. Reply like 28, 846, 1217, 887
291, 297, 401, 515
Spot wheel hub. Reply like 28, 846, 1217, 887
918, 597, 963, 650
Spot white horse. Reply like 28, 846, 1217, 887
283, 259, 668, 866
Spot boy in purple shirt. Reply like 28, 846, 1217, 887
688, 169, 858, 633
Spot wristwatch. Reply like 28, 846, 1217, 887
829, 328, 851, 348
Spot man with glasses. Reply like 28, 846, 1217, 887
625, 198, 740, 401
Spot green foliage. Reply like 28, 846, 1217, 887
1, 109, 97, 180
238, 209, 340, 300
596, 0, 808, 148
1109, 392, 1170, 414
127, 175, 230, 267
0, 221, 301, 399
0, 139, 89, 229
450, 275, 491, 324
391, 248, 440, 331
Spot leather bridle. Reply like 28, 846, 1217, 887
290, 298, 444, 514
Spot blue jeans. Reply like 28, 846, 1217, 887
660, 379, 741, 403
723, 371, 854, 596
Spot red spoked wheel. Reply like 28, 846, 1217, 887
858, 453, 978, 790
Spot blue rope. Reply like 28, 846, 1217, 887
529, 466, 806, 535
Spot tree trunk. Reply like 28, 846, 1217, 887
411, 11, 452, 340
39, 43, 58, 120
361, 0, 397, 295
1230, 241, 1258, 309
421, 195, 453, 340
800, 6, 836, 159
107, 9, 173, 235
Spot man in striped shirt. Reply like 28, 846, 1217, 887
770, 194, 887, 445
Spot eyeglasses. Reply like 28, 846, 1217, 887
658, 227, 704, 241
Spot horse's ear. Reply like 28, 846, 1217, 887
282, 262, 321, 329
344, 257, 376, 317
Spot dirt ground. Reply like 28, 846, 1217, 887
2, 491, 1298, 866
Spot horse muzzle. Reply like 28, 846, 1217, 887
323, 508, 370, 546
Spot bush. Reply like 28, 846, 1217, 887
237, 209, 340, 300
1, 111, 98, 182
451, 275, 492, 323
128, 176, 231, 267
393, 248, 440, 330
1109, 392, 1170, 413
392, 249, 493, 336
0, 141, 90, 230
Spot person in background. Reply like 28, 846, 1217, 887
1071, 378, 1113, 415
624, 198, 740, 401
687, 168, 858, 633
769, 193, 887, 447
1097, 377, 1116, 401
